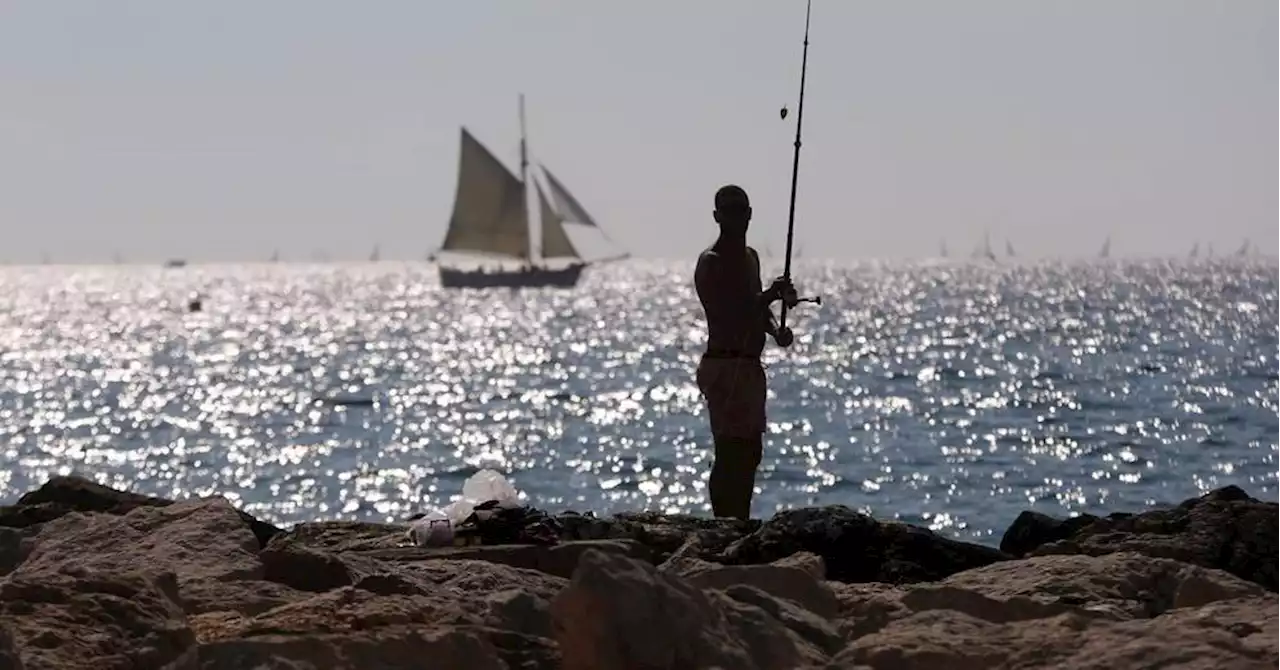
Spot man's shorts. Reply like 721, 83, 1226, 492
696, 355, 766, 439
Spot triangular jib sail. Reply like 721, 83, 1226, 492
536, 180, 581, 259
542, 165, 599, 228
537, 163, 629, 262
440, 128, 530, 259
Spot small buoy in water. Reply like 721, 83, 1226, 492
780, 106, 789, 120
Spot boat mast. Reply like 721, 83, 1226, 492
519, 93, 536, 263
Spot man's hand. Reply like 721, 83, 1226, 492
773, 326, 795, 348
765, 275, 794, 304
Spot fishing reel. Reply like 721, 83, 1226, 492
784, 292, 821, 308
780, 285, 821, 309
774, 289, 821, 349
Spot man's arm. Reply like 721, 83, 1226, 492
763, 304, 779, 337
696, 250, 781, 321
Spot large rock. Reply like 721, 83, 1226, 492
720, 505, 1010, 584
0, 566, 197, 670
825, 552, 1269, 643
192, 562, 564, 670
552, 548, 835, 670
663, 551, 840, 620
15, 497, 301, 615
554, 510, 758, 562
0, 475, 282, 549
936, 552, 1266, 619
999, 510, 1100, 556
0, 527, 27, 577
197, 624, 509, 670
1017, 486, 1279, 591
830, 601, 1277, 670
363, 539, 653, 579
1154, 596, 1278, 661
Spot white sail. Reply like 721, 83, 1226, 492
440, 128, 530, 259
536, 181, 581, 259
973, 231, 996, 261
542, 165, 599, 228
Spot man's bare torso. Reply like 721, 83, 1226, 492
695, 245, 766, 357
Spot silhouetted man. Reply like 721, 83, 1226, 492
694, 184, 794, 520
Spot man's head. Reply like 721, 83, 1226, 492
713, 184, 751, 235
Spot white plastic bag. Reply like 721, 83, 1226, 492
461, 469, 520, 509
410, 470, 521, 546
441, 499, 476, 527
408, 510, 455, 547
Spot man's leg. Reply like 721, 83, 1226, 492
710, 434, 762, 520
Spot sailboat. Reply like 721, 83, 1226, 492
1188, 242, 1199, 259
1098, 236, 1111, 259
436, 95, 628, 289
939, 240, 948, 258
1234, 239, 1251, 257
973, 231, 997, 262
369, 245, 381, 263
1005, 239, 1016, 258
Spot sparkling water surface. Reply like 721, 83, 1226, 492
0, 259, 1275, 542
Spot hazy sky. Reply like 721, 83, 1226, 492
1, 1, 1274, 263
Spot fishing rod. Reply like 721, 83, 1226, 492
775, 0, 821, 348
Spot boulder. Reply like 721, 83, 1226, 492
999, 510, 1101, 556
825, 552, 1269, 643
0, 566, 196, 670
1, 475, 282, 549
191, 563, 563, 670
552, 548, 834, 670
15, 497, 301, 615
663, 552, 840, 620
935, 552, 1266, 619
1022, 486, 1279, 591
831, 602, 1277, 670
196, 625, 508, 670
721, 505, 1009, 583
554, 510, 758, 561
363, 539, 653, 579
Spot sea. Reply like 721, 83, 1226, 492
0, 259, 1275, 543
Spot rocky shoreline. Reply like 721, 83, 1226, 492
0, 477, 1275, 669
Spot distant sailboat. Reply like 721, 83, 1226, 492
973, 231, 997, 262
369, 245, 381, 262
1188, 242, 1199, 259
1005, 239, 1016, 258
270, 249, 280, 263
436, 95, 628, 289
1098, 236, 1111, 259
939, 240, 948, 258
1234, 239, 1251, 257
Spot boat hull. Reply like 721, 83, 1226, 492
438, 263, 586, 289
